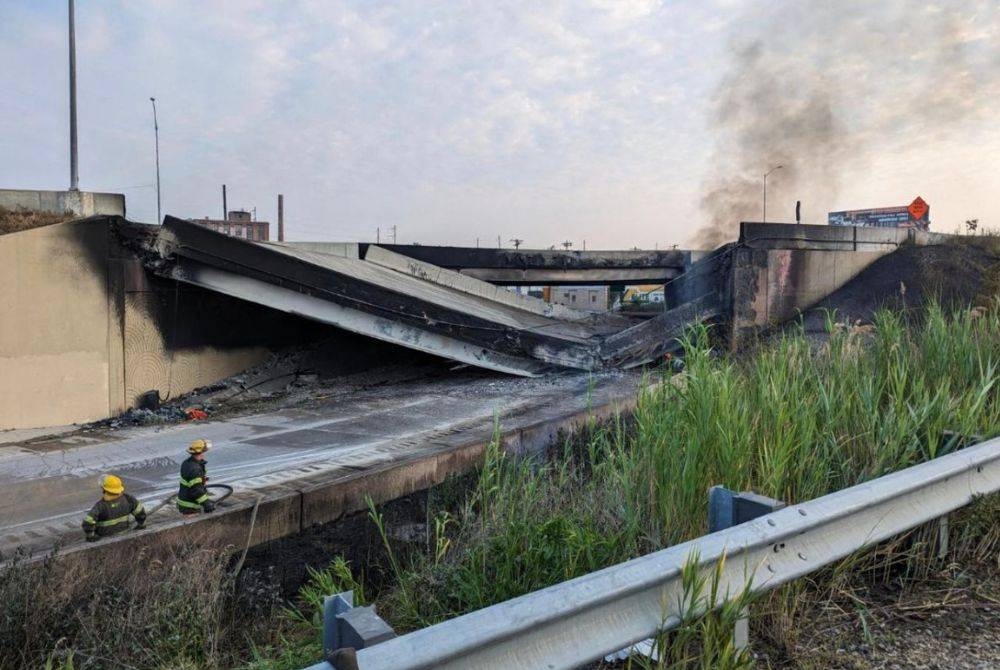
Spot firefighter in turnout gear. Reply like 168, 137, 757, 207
81, 475, 146, 542
178, 438, 216, 514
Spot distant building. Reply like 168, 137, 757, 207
192, 210, 270, 241
622, 285, 665, 304
543, 285, 610, 312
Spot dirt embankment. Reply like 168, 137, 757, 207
0, 207, 75, 235
755, 565, 1000, 669
800, 240, 1000, 331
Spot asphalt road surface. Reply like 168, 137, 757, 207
0, 371, 641, 557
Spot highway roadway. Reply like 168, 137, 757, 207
0, 371, 642, 558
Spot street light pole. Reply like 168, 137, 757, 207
762, 164, 783, 223
150, 97, 161, 223
68, 0, 79, 191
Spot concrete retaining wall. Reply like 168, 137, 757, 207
728, 222, 957, 346
0, 218, 296, 430
0, 188, 125, 218
728, 246, 889, 344
118, 267, 278, 405
0, 220, 117, 429
740, 222, 948, 251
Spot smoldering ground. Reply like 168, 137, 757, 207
698, 0, 1000, 248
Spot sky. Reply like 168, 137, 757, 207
1, 1, 998, 248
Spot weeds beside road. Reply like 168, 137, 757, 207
5, 303, 999, 669
0, 207, 75, 235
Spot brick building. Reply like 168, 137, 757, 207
191, 210, 269, 241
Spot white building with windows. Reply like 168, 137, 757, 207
545, 285, 610, 312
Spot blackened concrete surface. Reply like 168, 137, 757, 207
151, 217, 683, 375
354, 243, 689, 286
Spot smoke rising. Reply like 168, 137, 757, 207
697, 1, 1000, 248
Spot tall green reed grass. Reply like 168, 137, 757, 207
371, 303, 999, 637
245, 301, 998, 668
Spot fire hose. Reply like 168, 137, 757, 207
139, 483, 259, 575
206, 482, 234, 504
143, 482, 232, 515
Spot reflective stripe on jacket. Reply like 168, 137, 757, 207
178, 456, 210, 511
82, 493, 146, 538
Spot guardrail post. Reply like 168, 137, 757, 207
937, 515, 949, 560
322, 590, 396, 669
934, 432, 981, 562
708, 486, 786, 652
323, 591, 354, 662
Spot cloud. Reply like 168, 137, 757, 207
698, 0, 1000, 247
1, 0, 997, 248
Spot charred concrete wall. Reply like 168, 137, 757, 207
664, 243, 734, 309
728, 246, 890, 343
118, 267, 334, 405
0, 220, 119, 429
0, 217, 334, 430
727, 222, 954, 346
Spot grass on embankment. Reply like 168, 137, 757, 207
367, 304, 999, 621
7, 303, 999, 670
0, 207, 76, 235
253, 303, 999, 668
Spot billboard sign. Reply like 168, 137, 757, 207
829, 197, 930, 231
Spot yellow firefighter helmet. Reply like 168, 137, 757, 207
101, 474, 125, 495
188, 438, 212, 454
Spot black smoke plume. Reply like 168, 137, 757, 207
698, 1, 1000, 248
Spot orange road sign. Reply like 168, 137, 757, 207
908, 196, 928, 221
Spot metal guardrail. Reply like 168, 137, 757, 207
307, 436, 1000, 670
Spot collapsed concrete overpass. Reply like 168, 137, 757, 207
0, 215, 974, 571
0, 214, 716, 430
293, 242, 691, 285
146, 217, 714, 376
0, 213, 954, 432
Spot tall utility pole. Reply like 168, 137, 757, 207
561, 240, 573, 250
222, 184, 227, 219
762, 164, 783, 223
392, 225, 397, 244
68, 0, 79, 191
509, 238, 523, 249
150, 97, 161, 223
